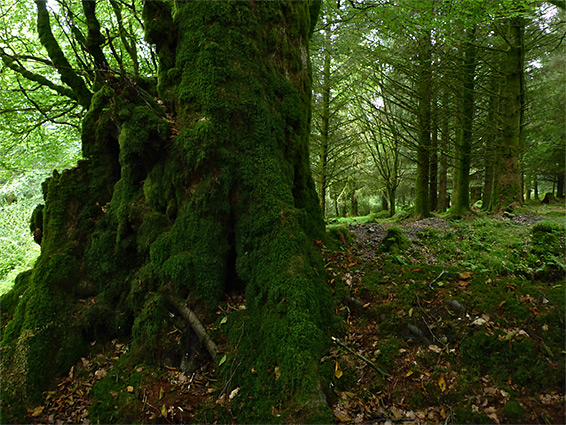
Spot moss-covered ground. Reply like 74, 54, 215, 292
14, 203, 564, 424
325, 204, 565, 424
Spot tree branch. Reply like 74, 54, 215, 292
81, 0, 108, 75
165, 294, 219, 359
0, 47, 78, 101
34, 0, 92, 109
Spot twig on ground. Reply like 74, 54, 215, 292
428, 270, 446, 289
165, 294, 218, 359
332, 336, 390, 377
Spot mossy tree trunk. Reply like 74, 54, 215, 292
436, 90, 450, 213
1, 1, 335, 422
481, 71, 500, 211
489, 15, 524, 212
414, 32, 433, 218
451, 27, 477, 216
429, 99, 438, 212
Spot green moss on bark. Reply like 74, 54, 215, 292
2, 2, 333, 422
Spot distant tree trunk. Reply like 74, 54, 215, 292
533, 175, 539, 200
557, 174, 565, 198
333, 190, 340, 217
437, 92, 450, 212
451, 27, 477, 216
414, 32, 432, 218
316, 46, 332, 217
490, 15, 524, 212
1, 2, 334, 422
351, 192, 359, 216
381, 191, 389, 211
429, 99, 438, 212
387, 186, 397, 217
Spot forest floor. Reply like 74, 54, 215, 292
25, 204, 565, 424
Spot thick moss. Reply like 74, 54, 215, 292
0, 269, 31, 322
3, 2, 331, 422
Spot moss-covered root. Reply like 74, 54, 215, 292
226, 214, 334, 422
0, 169, 93, 421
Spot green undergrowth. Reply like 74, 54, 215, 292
0, 197, 41, 295
329, 210, 565, 423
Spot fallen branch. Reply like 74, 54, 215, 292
332, 336, 390, 377
165, 294, 218, 359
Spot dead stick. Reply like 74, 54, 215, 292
165, 294, 218, 359
332, 336, 390, 377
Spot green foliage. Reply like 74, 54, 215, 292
415, 217, 538, 276
0, 198, 40, 294
460, 330, 540, 387
531, 220, 566, 278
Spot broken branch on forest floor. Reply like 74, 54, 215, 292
165, 294, 219, 359
332, 336, 390, 377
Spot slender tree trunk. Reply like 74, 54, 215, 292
437, 92, 450, 212
387, 186, 397, 217
557, 174, 565, 198
316, 40, 332, 217
429, 98, 438, 212
414, 33, 432, 218
381, 190, 389, 212
451, 27, 477, 216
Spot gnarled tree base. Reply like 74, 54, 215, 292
1, 2, 335, 423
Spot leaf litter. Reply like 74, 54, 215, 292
25, 215, 564, 424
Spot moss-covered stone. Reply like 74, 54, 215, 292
379, 227, 410, 254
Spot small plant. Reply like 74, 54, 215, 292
503, 400, 524, 423
531, 220, 566, 278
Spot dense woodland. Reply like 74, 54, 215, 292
0, 0, 564, 424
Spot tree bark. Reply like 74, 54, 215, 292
1, 2, 334, 422
414, 33, 432, 218
451, 27, 477, 216
316, 45, 332, 217
436, 91, 450, 212
489, 15, 524, 212
482, 71, 500, 211
429, 98, 438, 212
